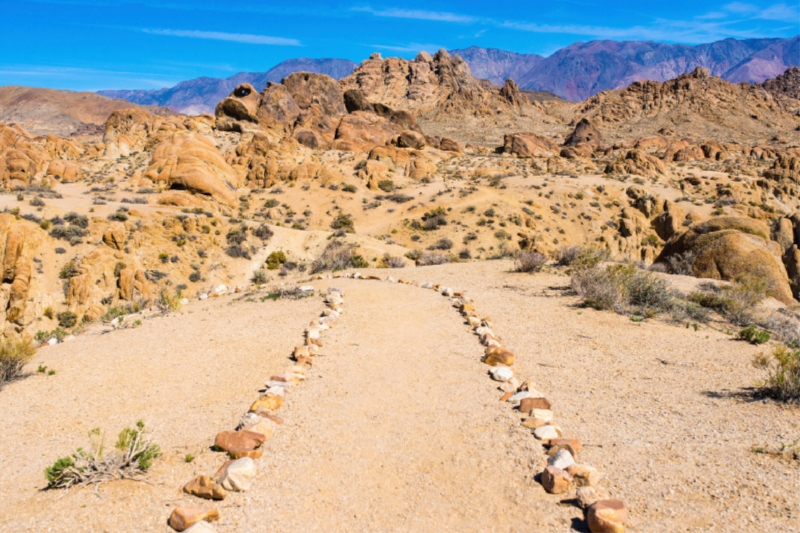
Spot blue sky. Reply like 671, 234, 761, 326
1, 0, 797, 92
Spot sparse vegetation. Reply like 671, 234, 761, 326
739, 325, 771, 345
0, 340, 36, 388
310, 240, 367, 273
266, 251, 287, 270
57, 311, 77, 329
514, 251, 548, 273
753, 345, 800, 403
44, 421, 161, 489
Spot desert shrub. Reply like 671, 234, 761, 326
266, 251, 287, 270
739, 325, 771, 345
666, 251, 696, 275
557, 245, 608, 268
57, 311, 77, 329
381, 254, 406, 268
59, 261, 79, 279
188, 271, 201, 283
34, 328, 67, 343
157, 289, 182, 311
417, 252, 450, 266
45, 421, 161, 489
253, 224, 274, 241
753, 345, 800, 403
377, 180, 394, 192
514, 251, 548, 273
430, 238, 453, 251
226, 245, 251, 259
383, 192, 413, 203
459, 248, 472, 260
0, 340, 35, 387
331, 214, 354, 233
341, 183, 357, 193
420, 207, 447, 231
572, 263, 674, 316
251, 268, 268, 284
226, 226, 248, 245
689, 278, 766, 326
64, 212, 88, 228
108, 210, 128, 222
310, 240, 365, 273
49, 224, 87, 242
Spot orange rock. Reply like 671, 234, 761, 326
567, 464, 602, 487
460, 303, 475, 313
541, 466, 573, 494
521, 417, 548, 429
183, 475, 226, 500
519, 397, 553, 413
168, 507, 220, 532
249, 396, 283, 412
214, 430, 266, 452
483, 347, 514, 366
227, 449, 263, 460
587, 499, 627, 533
548, 438, 583, 453
500, 391, 513, 402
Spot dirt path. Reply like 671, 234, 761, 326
209, 279, 574, 532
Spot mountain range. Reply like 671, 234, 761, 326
98, 58, 357, 115
98, 36, 799, 113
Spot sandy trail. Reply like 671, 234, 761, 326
225, 279, 570, 532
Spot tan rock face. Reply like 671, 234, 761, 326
102, 222, 126, 250
144, 132, 241, 208
502, 132, 559, 158
656, 216, 794, 303
606, 149, 667, 176
333, 112, 403, 152
183, 475, 226, 500
168, 507, 220, 532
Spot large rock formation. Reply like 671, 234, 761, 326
143, 132, 242, 207
655, 216, 794, 303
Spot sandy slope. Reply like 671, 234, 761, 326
0, 261, 798, 532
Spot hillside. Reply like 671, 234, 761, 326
453, 37, 799, 101
0, 86, 175, 137
99, 58, 358, 115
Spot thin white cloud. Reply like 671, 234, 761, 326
353, 7, 477, 23
371, 43, 444, 53
142, 28, 301, 46
757, 3, 800, 20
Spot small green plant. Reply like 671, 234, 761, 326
44, 421, 161, 489
753, 345, 800, 402
739, 325, 771, 345
0, 340, 36, 388
57, 311, 77, 329
157, 289, 183, 311
59, 261, 79, 279
132, 320, 142, 327
341, 183, 357, 193
189, 271, 201, 283
158, 253, 169, 264
43, 306, 54, 320
251, 268, 268, 284
266, 251, 287, 270
184, 454, 195, 463
48, 369, 56, 375
34, 328, 67, 343
37, 365, 48, 373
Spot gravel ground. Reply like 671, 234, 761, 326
0, 261, 797, 532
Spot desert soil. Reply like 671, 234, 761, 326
0, 261, 798, 532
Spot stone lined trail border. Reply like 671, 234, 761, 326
167, 273, 627, 533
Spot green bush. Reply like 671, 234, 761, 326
45, 421, 161, 489
266, 251, 287, 270
331, 214, 354, 233
572, 263, 673, 316
341, 184, 357, 193
59, 261, 79, 279
739, 325, 771, 345
377, 180, 394, 192
57, 311, 77, 329
753, 345, 800, 402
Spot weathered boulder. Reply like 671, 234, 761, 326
102, 222, 126, 250
652, 200, 686, 241
655, 216, 794, 303
498, 78, 528, 108
395, 130, 426, 150
501, 133, 559, 158
587, 499, 627, 533
45, 160, 83, 182
564, 118, 603, 149
606, 149, 667, 176
333, 112, 403, 152
143, 132, 241, 207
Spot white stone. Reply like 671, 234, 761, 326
490, 366, 514, 382
531, 408, 554, 421
264, 380, 295, 390
183, 521, 217, 533
441, 287, 454, 297
533, 425, 560, 440
215, 284, 227, 293
219, 457, 257, 491
422, 282, 433, 288
47, 338, 58, 346
508, 391, 531, 403
265, 386, 285, 397
387, 276, 396, 283
111, 317, 120, 326
180, 298, 190, 305
199, 294, 208, 300
548, 449, 575, 470
299, 285, 314, 292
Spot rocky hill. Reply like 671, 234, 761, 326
452, 36, 799, 101
761, 66, 800, 102
98, 58, 358, 115
0, 86, 175, 137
